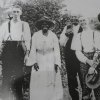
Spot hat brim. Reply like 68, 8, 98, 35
35, 19, 55, 30
85, 72, 100, 89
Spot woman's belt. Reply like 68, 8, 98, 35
36, 48, 54, 55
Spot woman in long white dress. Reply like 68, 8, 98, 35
26, 17, 63, 100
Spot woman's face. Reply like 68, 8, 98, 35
41, 23, 49, 34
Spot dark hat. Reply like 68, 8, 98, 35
35, 16, 55, 30
85, 69, 100, 89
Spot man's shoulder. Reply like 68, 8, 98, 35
21, 21, 29, 26
0, 21, 10, 29
2, 21, 9, 26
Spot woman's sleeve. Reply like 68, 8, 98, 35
53, 34, 61, 67
23, 22, 31, 51
26, 33, 37, 66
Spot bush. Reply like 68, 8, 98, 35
13, 0, 65, 35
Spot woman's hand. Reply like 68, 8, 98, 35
54, 64, 59, 73
33, 63, 39, 71
88, 67, 96, 74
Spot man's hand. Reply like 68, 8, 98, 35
54, 64, 59, 73
34, 63, 39, 71
86, 59, 93, 67
24, 50, 30, 65
88, 67, 96, 74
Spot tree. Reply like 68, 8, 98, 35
13, 0, 65, 36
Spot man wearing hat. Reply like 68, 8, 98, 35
0, 5, 31, 100
75, 17, 100, 100
26, 16, 63, 100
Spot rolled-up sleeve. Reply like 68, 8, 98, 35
74, 33, 88, 63
23, 22, 31, 51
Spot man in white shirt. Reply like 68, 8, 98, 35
59, 17, 82, 100
75, 18, 100, 100
0, 5, 31, 100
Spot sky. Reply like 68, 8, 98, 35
0, 0, 100, 18
61, 0, 100, 17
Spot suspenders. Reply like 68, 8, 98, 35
8, 21, 11, 33
80, 32, 84, 52
7, 21, 24, 41
7, 21, 12, 40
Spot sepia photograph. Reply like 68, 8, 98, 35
0, 0, 100, 100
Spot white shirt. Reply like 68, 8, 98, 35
75, 28, 100, 63
0, 20, 31, 50
71, 24, 80, 50
59, 24, 80, 48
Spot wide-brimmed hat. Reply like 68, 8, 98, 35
85, 68, 100, 89
35, 16, 55, 30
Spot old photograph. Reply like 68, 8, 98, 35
0, 0, 100, 100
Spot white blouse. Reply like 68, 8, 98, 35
26, 30, 61, 67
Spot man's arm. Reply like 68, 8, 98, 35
75, 50, 88, 64
59, 25, 69, 46
26, 33, 37, 66
23, 22, 31, 52
0, 23, 6, 46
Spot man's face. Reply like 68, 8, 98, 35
12, 8, 22, 20
42, 23, 49, 33
80, 19, 87, 29
73, 19, 79, 26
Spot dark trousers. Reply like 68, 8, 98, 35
1, 41, 25, 100
65, 49, 82, 100
23, 66, 32, 100
80, 52, 100, 100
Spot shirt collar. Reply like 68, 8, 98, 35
11, 19, 21, 24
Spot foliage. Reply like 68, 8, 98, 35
13, 0, 66, 35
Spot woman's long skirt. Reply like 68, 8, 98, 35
30, 52, 63, 100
